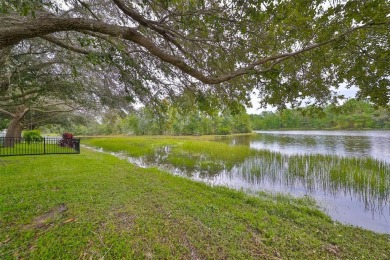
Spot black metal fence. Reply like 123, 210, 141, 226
0, 137, 80, 156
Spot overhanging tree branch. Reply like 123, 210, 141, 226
111, 0, 196, 61
0, 11, 388, 85
30, 106, 78, 114
0, 88, 40, 102
41, 35, 91, 55
0, 107, 16, 118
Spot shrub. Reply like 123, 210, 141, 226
23, 130, 43, 144
59, 132, 76, 148
217, 127, 231, 135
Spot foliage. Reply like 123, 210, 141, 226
71, 106, 252, 136
58, 132, 76, 148
0, 0, 389, 113
0, 116, 9, 130
1, 1, 389, 142
0, 38, 132, 138
22, 130, 43, 144
62, 132, 74, 139
250, 100, 390, 130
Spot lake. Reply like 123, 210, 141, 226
219, 130, 390, 163
213, 130, 390, 234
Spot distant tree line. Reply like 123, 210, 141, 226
38, 99, 389, 135
250, 99, 390, 130
58, 104, 251, 136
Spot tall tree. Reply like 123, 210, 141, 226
0, 38, 130, 141
0, 0, 388, 110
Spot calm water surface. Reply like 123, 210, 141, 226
214, 130, 390, 234
225, 130, 390, 163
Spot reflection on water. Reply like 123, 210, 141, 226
220, 130, 390, 163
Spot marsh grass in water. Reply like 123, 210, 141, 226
1, 148, 390, 258
82, 136, 178, 157
83, 137, 390, 204
244, 154, 390, 211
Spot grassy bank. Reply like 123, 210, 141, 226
0, 146, 389, 259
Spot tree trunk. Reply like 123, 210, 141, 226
3, 116, 23, 147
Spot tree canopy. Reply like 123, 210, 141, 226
0, 0, 389, 129
0, 36, 133, 138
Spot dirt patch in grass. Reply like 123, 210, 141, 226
115, 212, 136, 231
324, 244, 341, 257
179, 231, 199, 260
25, 204, 68, 229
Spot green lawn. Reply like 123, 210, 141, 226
0, 147, 389, 259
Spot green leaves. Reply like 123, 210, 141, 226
0, 0, 41, 16
22, 130, 43, 144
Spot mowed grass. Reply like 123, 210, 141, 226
0, 147, 389, 259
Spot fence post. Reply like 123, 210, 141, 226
75, 139, 80, 154
44, 138, 46, 154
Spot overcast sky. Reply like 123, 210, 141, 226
247, 84, 359, 114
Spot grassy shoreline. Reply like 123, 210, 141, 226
1, 144, 389, 258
